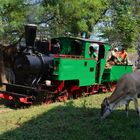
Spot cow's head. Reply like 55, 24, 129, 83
101, 97, 112, 119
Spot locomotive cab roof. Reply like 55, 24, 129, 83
55, 36, 109, 45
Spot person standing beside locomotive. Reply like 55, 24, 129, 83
117, 48, 128, 64
108, 47, 119, 62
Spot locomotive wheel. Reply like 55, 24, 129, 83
1, 97, 23, 108
57, 90, 68, 102
72, 91, 83, 99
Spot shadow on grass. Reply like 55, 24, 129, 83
0, 101, 140, 140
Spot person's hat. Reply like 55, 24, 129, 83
90, 44, 98, 50
90, 44, 95, 48
114, 47, 118, 51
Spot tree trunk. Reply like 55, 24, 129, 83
0, 47, 8, 86
136, 35, 140, 69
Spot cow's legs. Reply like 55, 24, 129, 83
133, 97, 140, 116
125, 100, 130, 117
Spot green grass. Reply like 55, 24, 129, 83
0, 93, 140, 140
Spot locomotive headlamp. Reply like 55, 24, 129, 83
45, 80, 51, 86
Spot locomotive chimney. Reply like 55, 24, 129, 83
25, 24, 37, 48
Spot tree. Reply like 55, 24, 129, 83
0, 0, 29, 44
0, 0, 29, 84
39, 0, 110, 38
100, 0, 139, 49
0, 0, 111, 42
0, 47, 8, 85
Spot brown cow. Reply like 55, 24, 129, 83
101, 69, 140, 119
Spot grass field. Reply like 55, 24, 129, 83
0, 93, 140, 140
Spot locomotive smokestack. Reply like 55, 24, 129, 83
25, 24, 37, 47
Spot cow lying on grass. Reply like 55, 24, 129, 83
101, 69, 140, 119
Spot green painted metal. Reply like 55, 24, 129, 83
57, 37, 73, 55
51, 37, 132, 87
97, 44, 110, 83
56, 37, 85, 56
98, 59, 106, 83
104, 44, 111, 59
56, 37, 110, 58
84, 42, 91, 58
53, 58, 97, 86
101, 65, 133, 83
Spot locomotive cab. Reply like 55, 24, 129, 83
51, 37, 110, 86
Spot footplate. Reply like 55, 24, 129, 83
0, 90, 33, 104
0, 83, 36, 104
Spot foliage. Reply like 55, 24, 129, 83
0, 0, 28, 44
41, 0, 109, 38
0, 0, 140, 49
100, 0, 139, 49
0, 94, 140, 140
0, 0, 110, 43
